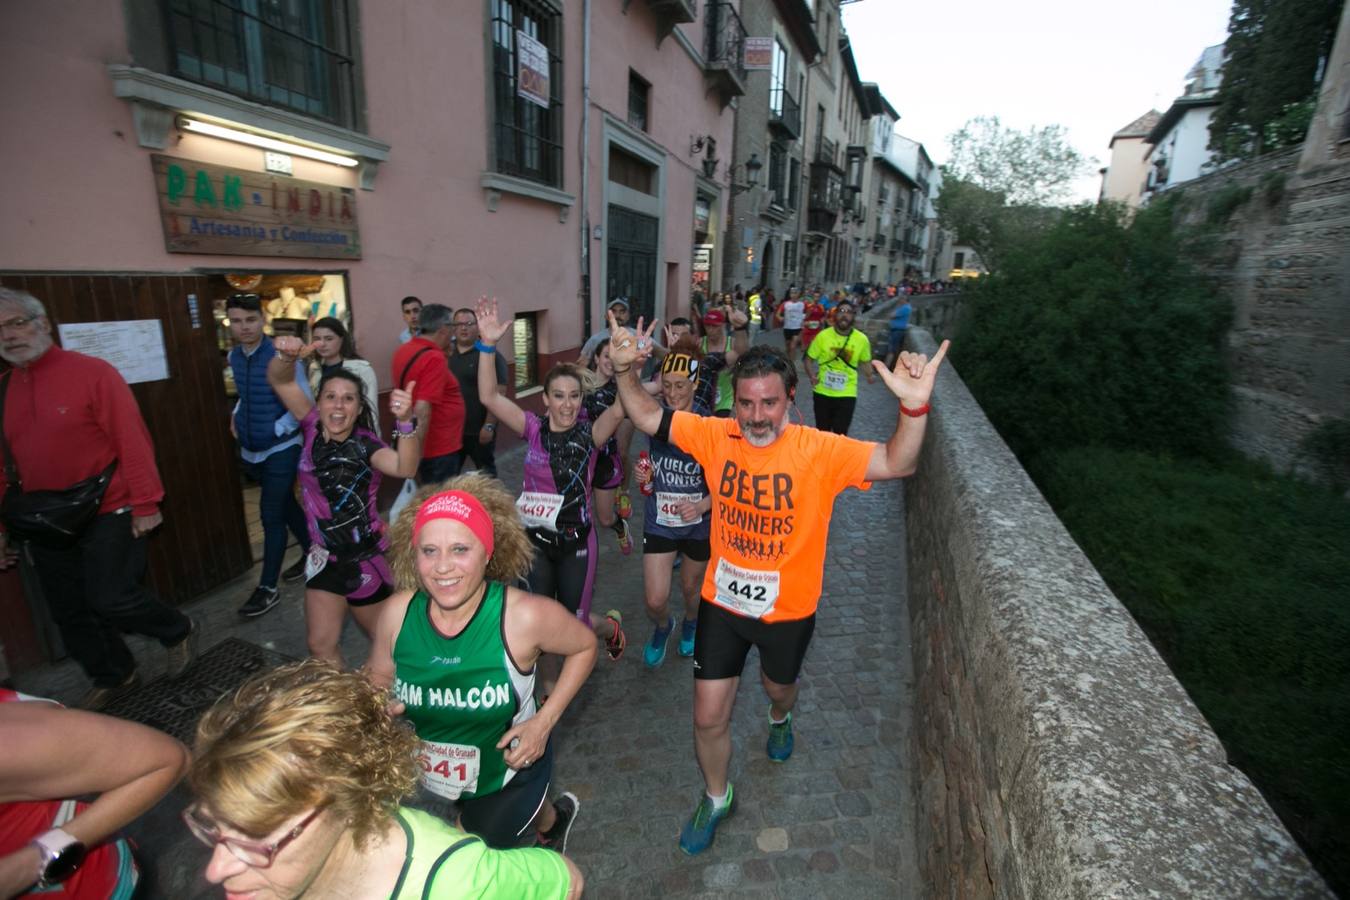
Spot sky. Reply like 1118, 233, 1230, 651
840, 0, 1235, 202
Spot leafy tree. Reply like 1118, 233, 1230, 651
954, 199, 1232, 462
1208, 0, 1342, 159
935, 116, 1092, 271
944, 116, 1092, 206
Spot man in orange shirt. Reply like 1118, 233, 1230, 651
608, 312, 948, 855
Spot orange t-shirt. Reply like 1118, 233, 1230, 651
670, 412, 874, 622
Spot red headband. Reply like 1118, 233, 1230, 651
412, 491, 494, 556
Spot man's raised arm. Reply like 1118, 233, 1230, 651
865, 340, 950, 482
607, 312, 663, 437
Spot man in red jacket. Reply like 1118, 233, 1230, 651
0, 288, 196, 710
390, 303, 466, 485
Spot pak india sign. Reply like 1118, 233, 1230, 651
151, 155, 361, 260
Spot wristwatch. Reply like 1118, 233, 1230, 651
31, 828, 86, 888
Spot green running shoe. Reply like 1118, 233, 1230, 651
767, 709, 794, 762
678, 784, 735, 855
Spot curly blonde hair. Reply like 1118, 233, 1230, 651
189, 660, 418, 849
388, 471, 534, 592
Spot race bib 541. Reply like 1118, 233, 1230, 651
418, 741, 481, 800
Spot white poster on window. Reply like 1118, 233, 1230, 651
516, 29, 551, 110
57, 320, 170, 384
744, 37, 774, 70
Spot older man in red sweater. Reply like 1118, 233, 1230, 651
0, 287, 195, 710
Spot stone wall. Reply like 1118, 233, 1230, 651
903, 327, 1331, 898
1164, 146, 1350, 479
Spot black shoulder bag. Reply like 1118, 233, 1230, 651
0, 370, 118, 544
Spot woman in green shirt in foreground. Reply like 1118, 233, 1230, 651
182, 660, 582, 899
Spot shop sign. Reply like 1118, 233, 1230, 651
694, 198, 711, 234
692, 245, 712, 272
743, 38, 774, 71
516, 29, 551, 109
151, 154, 361, 260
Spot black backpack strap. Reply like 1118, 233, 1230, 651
399, 347, 433, 390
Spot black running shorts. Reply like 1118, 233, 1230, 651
642, 531, 711, 562
693, 600, 815, 684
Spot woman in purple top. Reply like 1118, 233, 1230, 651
473, 299, 628, 697
268, 335, 421, 667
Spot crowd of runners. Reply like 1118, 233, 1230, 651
0, 284, 946, 898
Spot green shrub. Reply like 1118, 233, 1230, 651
1207, 183, 1254, 224
1035, 447, 1350, 893
1260, 170, 1288, 207
1300, 417, 1350, 488
954, 201, 1232, 462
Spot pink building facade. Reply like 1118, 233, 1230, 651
1, 0, 737, 381
0, 0, 739, 670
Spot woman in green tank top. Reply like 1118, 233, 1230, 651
365, 474, 599, 851
185, 661, 581, 899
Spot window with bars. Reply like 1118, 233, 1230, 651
491, 0, 563, 188
512, 311, 539, 390
783, 240, 797, 273
165, 0, 357, 126
768, 143, 786, 207
788, 157, 800, 210
628, 70, 650, 132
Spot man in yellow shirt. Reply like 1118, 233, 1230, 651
804, 300, 875, 435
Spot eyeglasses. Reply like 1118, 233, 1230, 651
452, 320, 476, 328
182, 805, 323, 868
0, 316, 37, 334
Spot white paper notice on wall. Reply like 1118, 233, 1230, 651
57, 320, 170, 384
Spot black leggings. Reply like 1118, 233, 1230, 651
812, 393, 857, 435
526, 527, 598, 620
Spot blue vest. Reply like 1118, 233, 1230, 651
230, 338, 296, 452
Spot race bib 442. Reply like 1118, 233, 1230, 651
713, 558, 780, 619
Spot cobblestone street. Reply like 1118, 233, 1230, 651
12, 330, 921, 899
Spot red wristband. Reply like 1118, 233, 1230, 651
899, 402, 930, 418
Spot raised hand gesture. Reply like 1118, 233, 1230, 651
871, 339, 950, 410
274, 335, 315, 360
607, 313, 658, 370
390, 381, 416, 423
474, 296, 512, 345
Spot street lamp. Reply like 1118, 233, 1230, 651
729, 153, 762, 196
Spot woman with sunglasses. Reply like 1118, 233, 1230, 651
185, 659, 582, 899
365, 475, 598, 852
